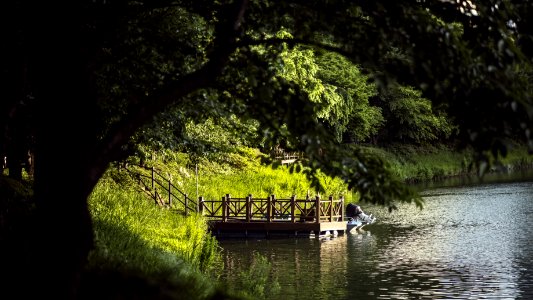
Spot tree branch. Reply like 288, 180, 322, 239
87, 0, 249, 188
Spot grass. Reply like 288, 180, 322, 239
116, 146, 357, 205
366, 144, 471, 182
85, 177, 236, 299
364, 142, 532, 183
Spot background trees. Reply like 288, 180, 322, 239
1, 0, 533, 298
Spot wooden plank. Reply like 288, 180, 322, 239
210, 221, 346, 233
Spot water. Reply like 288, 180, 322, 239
218, 179, 533, 299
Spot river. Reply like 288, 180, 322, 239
218, 173, 533, 299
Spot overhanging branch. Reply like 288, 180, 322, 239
87, 0, 249, 186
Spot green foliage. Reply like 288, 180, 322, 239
224, 253, 280, 300
120, 148, 356, 202
367, 144, 472, 182
275, 40, 383, 143
4, 1, 533, 298
315, 51, 383, 142
376, 85, 455, 144
192, 163, 352, 201
183, 117, 260, 161
88, 178, 222, 290
366, 141, 533, 183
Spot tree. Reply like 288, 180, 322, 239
314, 50, 383, 143
372, 84, 455, 145
1, 0, 532, 298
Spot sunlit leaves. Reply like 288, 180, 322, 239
377, 85, 455, 144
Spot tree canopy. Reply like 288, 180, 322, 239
1, 0, 533, 298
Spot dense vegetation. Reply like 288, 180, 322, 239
2, 1, 533, 299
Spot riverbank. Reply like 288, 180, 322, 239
66, 143, 533, 298
1, 142, 531, 299
365, 142, 533, 183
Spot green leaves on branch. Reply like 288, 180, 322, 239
376, 85, 455, 144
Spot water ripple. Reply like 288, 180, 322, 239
219, 181, 533, 300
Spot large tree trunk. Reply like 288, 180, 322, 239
22, 2, 102, 298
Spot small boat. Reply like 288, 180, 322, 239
346, 204, 376, 232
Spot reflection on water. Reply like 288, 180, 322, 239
219, 179, 533, 299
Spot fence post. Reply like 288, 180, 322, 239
151, 166, 156, 203
249, 194, 253, 221
228, 194, 232, 219
198, 197, 204, 215
168, 174, 172, 207
329, 195, 334, 222
184, 194, 189, 216
291, 195, 296, 223
246, 195, 251, 222
267, 195, 272, 223
271, 194, 276, 220
222, 195, 227, 222
315, 195, 320, 223
151, 166, 155, 191
340, 196, 344, 222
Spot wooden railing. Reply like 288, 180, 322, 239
124, 165, 198, 215
199, 194, 344, 223
123, 166, 344, 223
272, 148, 304, 164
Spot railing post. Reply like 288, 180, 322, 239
222, 195, 227, 222
168, 174, 172, 207
315, 195, 320, 223
329, 195, 334, 222
267, 195, 272, 222
340, 197, 344, 222
249, 194, 253, 220
151, 166, 155, 202
198, 197, 204, 215
226, 194, 231, 219
271, 194, 276, 220
246, 195, 251, 222
184, 194, 189, 216
291, 195, 296, 223
151, 166, 155, 190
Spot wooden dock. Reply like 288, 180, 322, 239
200, 194, 346, 238
123, 165, 347, 238
210, 220, 347, 238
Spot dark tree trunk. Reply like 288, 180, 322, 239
21, 2, 101, 298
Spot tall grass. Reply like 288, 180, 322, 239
366, 142, 533, 182
117, 147, 356, 204
500, 142, 533, 170
87, 177, 226, 299
189, 164, 351, 201
367, 144, 471, 182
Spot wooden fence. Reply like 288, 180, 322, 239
125, 165, 198, 214
199, 194, 344, 223
125, 165, 344, 223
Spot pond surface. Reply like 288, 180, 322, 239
218, 176, 533, 299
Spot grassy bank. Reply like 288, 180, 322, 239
117, 147, 356, 203
82, 177, 235, 299
2, 142, 530, 299
366, 142, 533, 183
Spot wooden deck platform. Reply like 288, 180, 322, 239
124, 166, 349, 239
200, 194, 346, 238
210, 220, 347, 238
